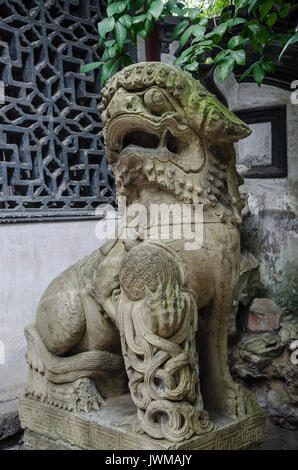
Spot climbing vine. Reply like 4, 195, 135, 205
82, 0, 297, 86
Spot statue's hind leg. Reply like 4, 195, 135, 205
197, 248, 258, 420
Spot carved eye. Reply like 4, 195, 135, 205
124, 95, 142, 111
143, 87, 174, 116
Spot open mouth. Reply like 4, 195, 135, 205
105, 114, 191, 157
121, 130, 180, 155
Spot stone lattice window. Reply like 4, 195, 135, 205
0, 0, 115, 222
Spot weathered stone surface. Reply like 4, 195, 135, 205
229, 250, 259, 337
267, 391, 298, 431
232, 332, 283, 379
273, 361, 298, 405
279, 316, 298, 348
21, 62, 264, 448
0, 432, 24, 450
0, 399, 21, 441
232, 312, 298, 433
248, 298, 281, 332
20, 395, 267, 450
259, 418, 298, 450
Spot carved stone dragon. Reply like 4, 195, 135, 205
23, 62, 260, 443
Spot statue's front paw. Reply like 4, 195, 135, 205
215, 381, 259, 420
72, 377, 104, 413
233, 383, 259, 419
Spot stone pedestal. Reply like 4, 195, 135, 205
20, 394, 267, 450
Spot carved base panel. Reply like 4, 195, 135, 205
20, 395, 267, 450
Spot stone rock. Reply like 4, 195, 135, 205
0, 399, 20, 441
267, 390, 298, 430
232, 332, 284, 379
229, 251, 259, 337
272, 362, 298, 405
279, 316, 298, 348
259, 418, 298, 450
248, 298, 281, 332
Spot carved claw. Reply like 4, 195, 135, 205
72, 377, 104, 414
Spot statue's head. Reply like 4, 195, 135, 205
100, 62, 250, 220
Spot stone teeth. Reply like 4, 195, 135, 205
176, 178, 185, 188
144, 161, 154, 171
155, 162, 164, 175
195, 187, 203, 196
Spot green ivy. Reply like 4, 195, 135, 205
81, 0, 297, 87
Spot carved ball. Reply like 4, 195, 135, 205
119, 244, 182, 301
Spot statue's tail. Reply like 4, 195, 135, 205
25, 323, 125, 384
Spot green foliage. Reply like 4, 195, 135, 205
274, 276, 298, 316
81, 0, 297, 87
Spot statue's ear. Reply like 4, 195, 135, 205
187, 91, 251, 144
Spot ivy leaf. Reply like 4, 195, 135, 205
184, 7, 201, 21
228, 35, 243, 49
179, 25, 194, 47
98, 17, 115, 38
118, 14, 132, 29
81, 62, 102, 74
247, 23, 267, 42
133, 14, 147, 24
217, 56, 235, 83
135, 23, 147, 40
279, 2, 291, 19
232, 17, 247, 26
261, 56, 275, 73
213, 22, 228, 36
172, 6, 184, 18
174, 45, 196, 65
114, 21, 127, 49
214, 50, 229, 65
107, 44, 119, 59
132, 0, 143, 9
183, 61, 199, 72
149, 0, 164, 21
253, 64, 265, 86
105, 39, 115, 46
101, 58, 121, 86
172, 20, 189, 40
266, 12, 277, 28
121, 54, 134, 66
198, 17, 209, 26
192, 24, 206, 38
231, 49, 246, 66
107, 1, 127, 17
234, 0, 249, 19
145, 18, 154, 35
239, 59, 261, 82
279, 32, 298, 61
259, 0, 274, 21
248, 0, 259, 15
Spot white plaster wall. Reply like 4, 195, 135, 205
214, 72, 298, 294
0, 219, 107, 401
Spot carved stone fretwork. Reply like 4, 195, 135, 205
117, 244, 213, 441
0, 0, 114, 222
21, 62, 266, 449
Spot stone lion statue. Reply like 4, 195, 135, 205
23, 62, 259, 443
